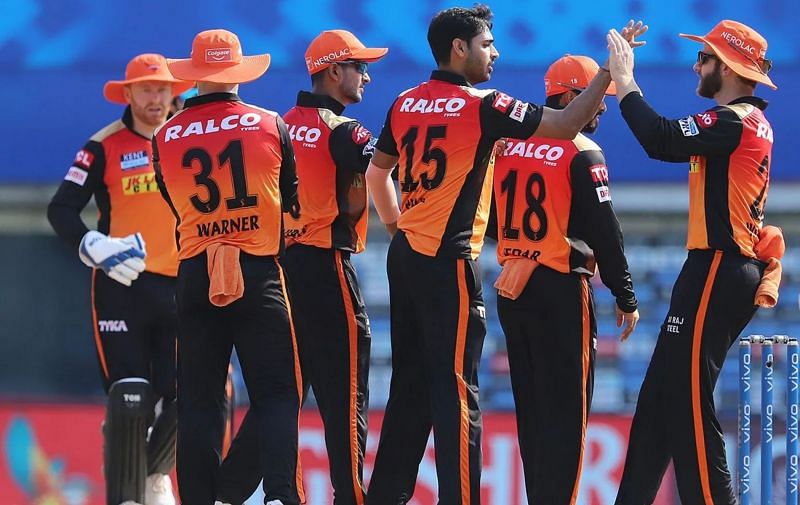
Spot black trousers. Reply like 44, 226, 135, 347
366, 232, 486, 505
176, 252, 303, 505
217, 245, 371, 505
615, 250, 764, 505
497, 267, 596, 505
93, 269, 178, 480
92, 270, 176, 400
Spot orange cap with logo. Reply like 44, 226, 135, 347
544, 55, 616, 97
103, 53, 194, 104
305, 30, 388, 75
167, 29, 271, 84
680, 20, 776, 90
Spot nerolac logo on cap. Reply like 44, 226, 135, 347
308, 47, 351, 71
720, 31, 762, 57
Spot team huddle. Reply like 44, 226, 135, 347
48, 4, 784, 505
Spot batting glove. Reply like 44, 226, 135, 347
79, 230, 146, 286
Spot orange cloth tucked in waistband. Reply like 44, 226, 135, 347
494, 258, 539, 300
755, 258, 781, 308
754, 225, 785, 308
207, 244, 244, 307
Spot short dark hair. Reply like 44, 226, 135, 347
427, 5, 494, 65
545, 93, 566, 109
310, 69, 325, 87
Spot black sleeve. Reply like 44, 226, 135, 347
480, 91, 544, 141
276, 116, 300, 217
619, 91, 742, 162
375, 100, 399, 157
151, 136, 179, 221
330, 121, 376, 174
47, 140, 105, 250
569, 149, 637, 313
485, 192, 498, 242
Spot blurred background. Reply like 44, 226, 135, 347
1, 0, 798, 503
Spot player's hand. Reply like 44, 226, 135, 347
616, 306, 639, 342
493, 138, 507, 157
607, 29, 636, 89
79, 230, 146, 286
621, 19, 648, 48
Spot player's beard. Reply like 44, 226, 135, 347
582, 116, 600, 134
698, 61, 723, 99
130, 103, 168, 128
464, 51, 492, 85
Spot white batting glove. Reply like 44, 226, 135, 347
79, 231, 147, 286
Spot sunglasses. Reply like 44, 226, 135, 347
337, 61, 369, 75
697, 48, 773, 76
696, 51, 719, 66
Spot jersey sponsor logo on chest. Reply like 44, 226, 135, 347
398, 97, 466, 116
122, 172, 159, 195
163, 113, 262, 142
120, 150, 150, 170
500, 140, 564, 164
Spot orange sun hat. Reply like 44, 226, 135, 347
544, 54, 616, 97
305, 29, 388, 75
103, 53, 194, 104
167, 29, 271, 84
680, 20, 777, 90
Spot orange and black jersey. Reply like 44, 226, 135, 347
488, 134, 637, 312
620, 93, 772, 258
375, 70, 544, 259
152, 92, 298, 260
48, 107, 179, 277
283, 91, 374, 253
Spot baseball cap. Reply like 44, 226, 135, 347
680, 20, 776, 90
103, 53, 194, 104
544, 55, 616, 97
166, 29, 271, 85
305, 30, 388, 75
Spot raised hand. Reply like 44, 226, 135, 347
607, 29, 637, 90
620, 19, 648, 48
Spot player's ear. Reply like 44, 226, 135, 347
123, 86, 133, 104
452, 38, 468, 59
560, 91, 578, 108
328, 63, 343, 83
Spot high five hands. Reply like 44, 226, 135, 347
608, 20, 648, 98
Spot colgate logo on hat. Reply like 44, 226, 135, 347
147, 65, 160, 71
720, 31, 757, 55
206, 48, 233, 62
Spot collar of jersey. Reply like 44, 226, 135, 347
727, 95, 768, 111
184, 92, 242, 109
430, 70, 470, 87
296, 91, 345, 115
